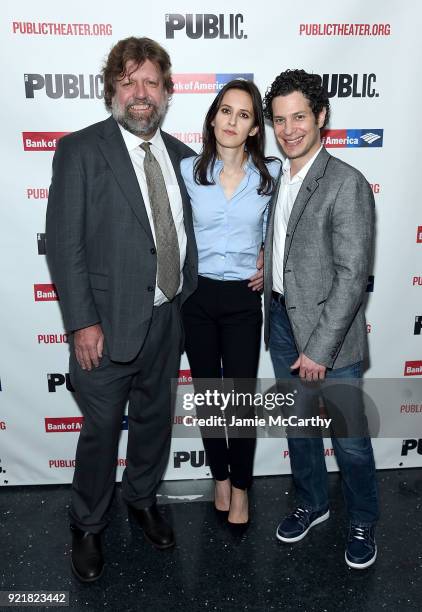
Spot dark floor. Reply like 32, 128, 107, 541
1, 470, 421, 612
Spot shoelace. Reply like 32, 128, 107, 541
290, 507, 311, 524
350, 525, 367, 541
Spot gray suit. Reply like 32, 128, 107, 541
264, 147, 378, 525
264, 147, 374, 370
46, 116, 197, 531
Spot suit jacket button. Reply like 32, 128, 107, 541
147, 286, 154, 292
150, 247, 156, 255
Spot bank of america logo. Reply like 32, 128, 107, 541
172, 73, 254, 94
321, 129, 383, 148
361, 132, 381, 144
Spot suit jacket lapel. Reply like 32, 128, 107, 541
267, 168, 283, 242
264, 167, 282, 281
97, 117, 154, 242
283, 148, 330, 267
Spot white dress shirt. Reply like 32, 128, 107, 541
272, 147, 322, 294
119, 125, 187, 306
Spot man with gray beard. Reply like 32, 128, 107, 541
46, 37, 197, 582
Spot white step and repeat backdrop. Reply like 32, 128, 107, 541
1, 0, 421, 485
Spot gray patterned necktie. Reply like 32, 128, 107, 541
140, 142, 180, 301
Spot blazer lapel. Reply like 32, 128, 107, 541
283, 148, 330, 267
264, 166, 283, 285
267, 167, 283, 241
97, 117, 154, 242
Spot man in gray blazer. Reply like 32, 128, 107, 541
46, 37, 197, 582
262, 70, 378, 569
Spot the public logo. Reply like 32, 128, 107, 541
25, 73, 103, 99
322, 73, 378, 98
173, 450, 209, 468
37, 333, 68, 344
321, 129, 383, 148
166, 13, 246, 39
34, 283, 58, 301
417, 226, 422, 243
400, 403, 422, 414
49, 459, 76, 468
47, 373, 74, 392
401, 439, 422, 456
27, 188, 49, 199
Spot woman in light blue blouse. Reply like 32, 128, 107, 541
181, 80, 280, 525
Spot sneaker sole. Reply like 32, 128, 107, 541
345, 546, 377, 569
276, 510, 330, 543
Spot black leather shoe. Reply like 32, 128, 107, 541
128, 504, 175, 549
70, 525, 104, 582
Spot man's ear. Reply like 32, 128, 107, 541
317, 108, 327, 129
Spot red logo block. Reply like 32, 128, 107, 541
404, 361, 422, 376
178, 369, 192, 385
417, 226, 422, 243
321, 129, 348, 148
45, 417, 84, 432
23, 131, 69, 151
34, 283, 59, 301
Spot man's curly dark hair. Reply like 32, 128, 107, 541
263, 69, 330, 128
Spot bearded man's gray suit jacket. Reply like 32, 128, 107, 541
46, 116, 198, 361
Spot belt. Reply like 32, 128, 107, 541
272, 290, 285, 305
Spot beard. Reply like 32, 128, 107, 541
111, 94, 168, 137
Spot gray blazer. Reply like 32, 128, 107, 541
264, 147, 374, 370
46, 116, 198, 362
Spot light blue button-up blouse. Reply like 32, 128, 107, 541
181, 156, 280, 281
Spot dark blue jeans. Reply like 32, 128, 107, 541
269, 297, 379, 525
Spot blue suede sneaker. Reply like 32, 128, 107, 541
345, 524, 377, 569
276, 506, 330, 543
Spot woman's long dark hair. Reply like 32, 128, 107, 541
193, 79, 276, 195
